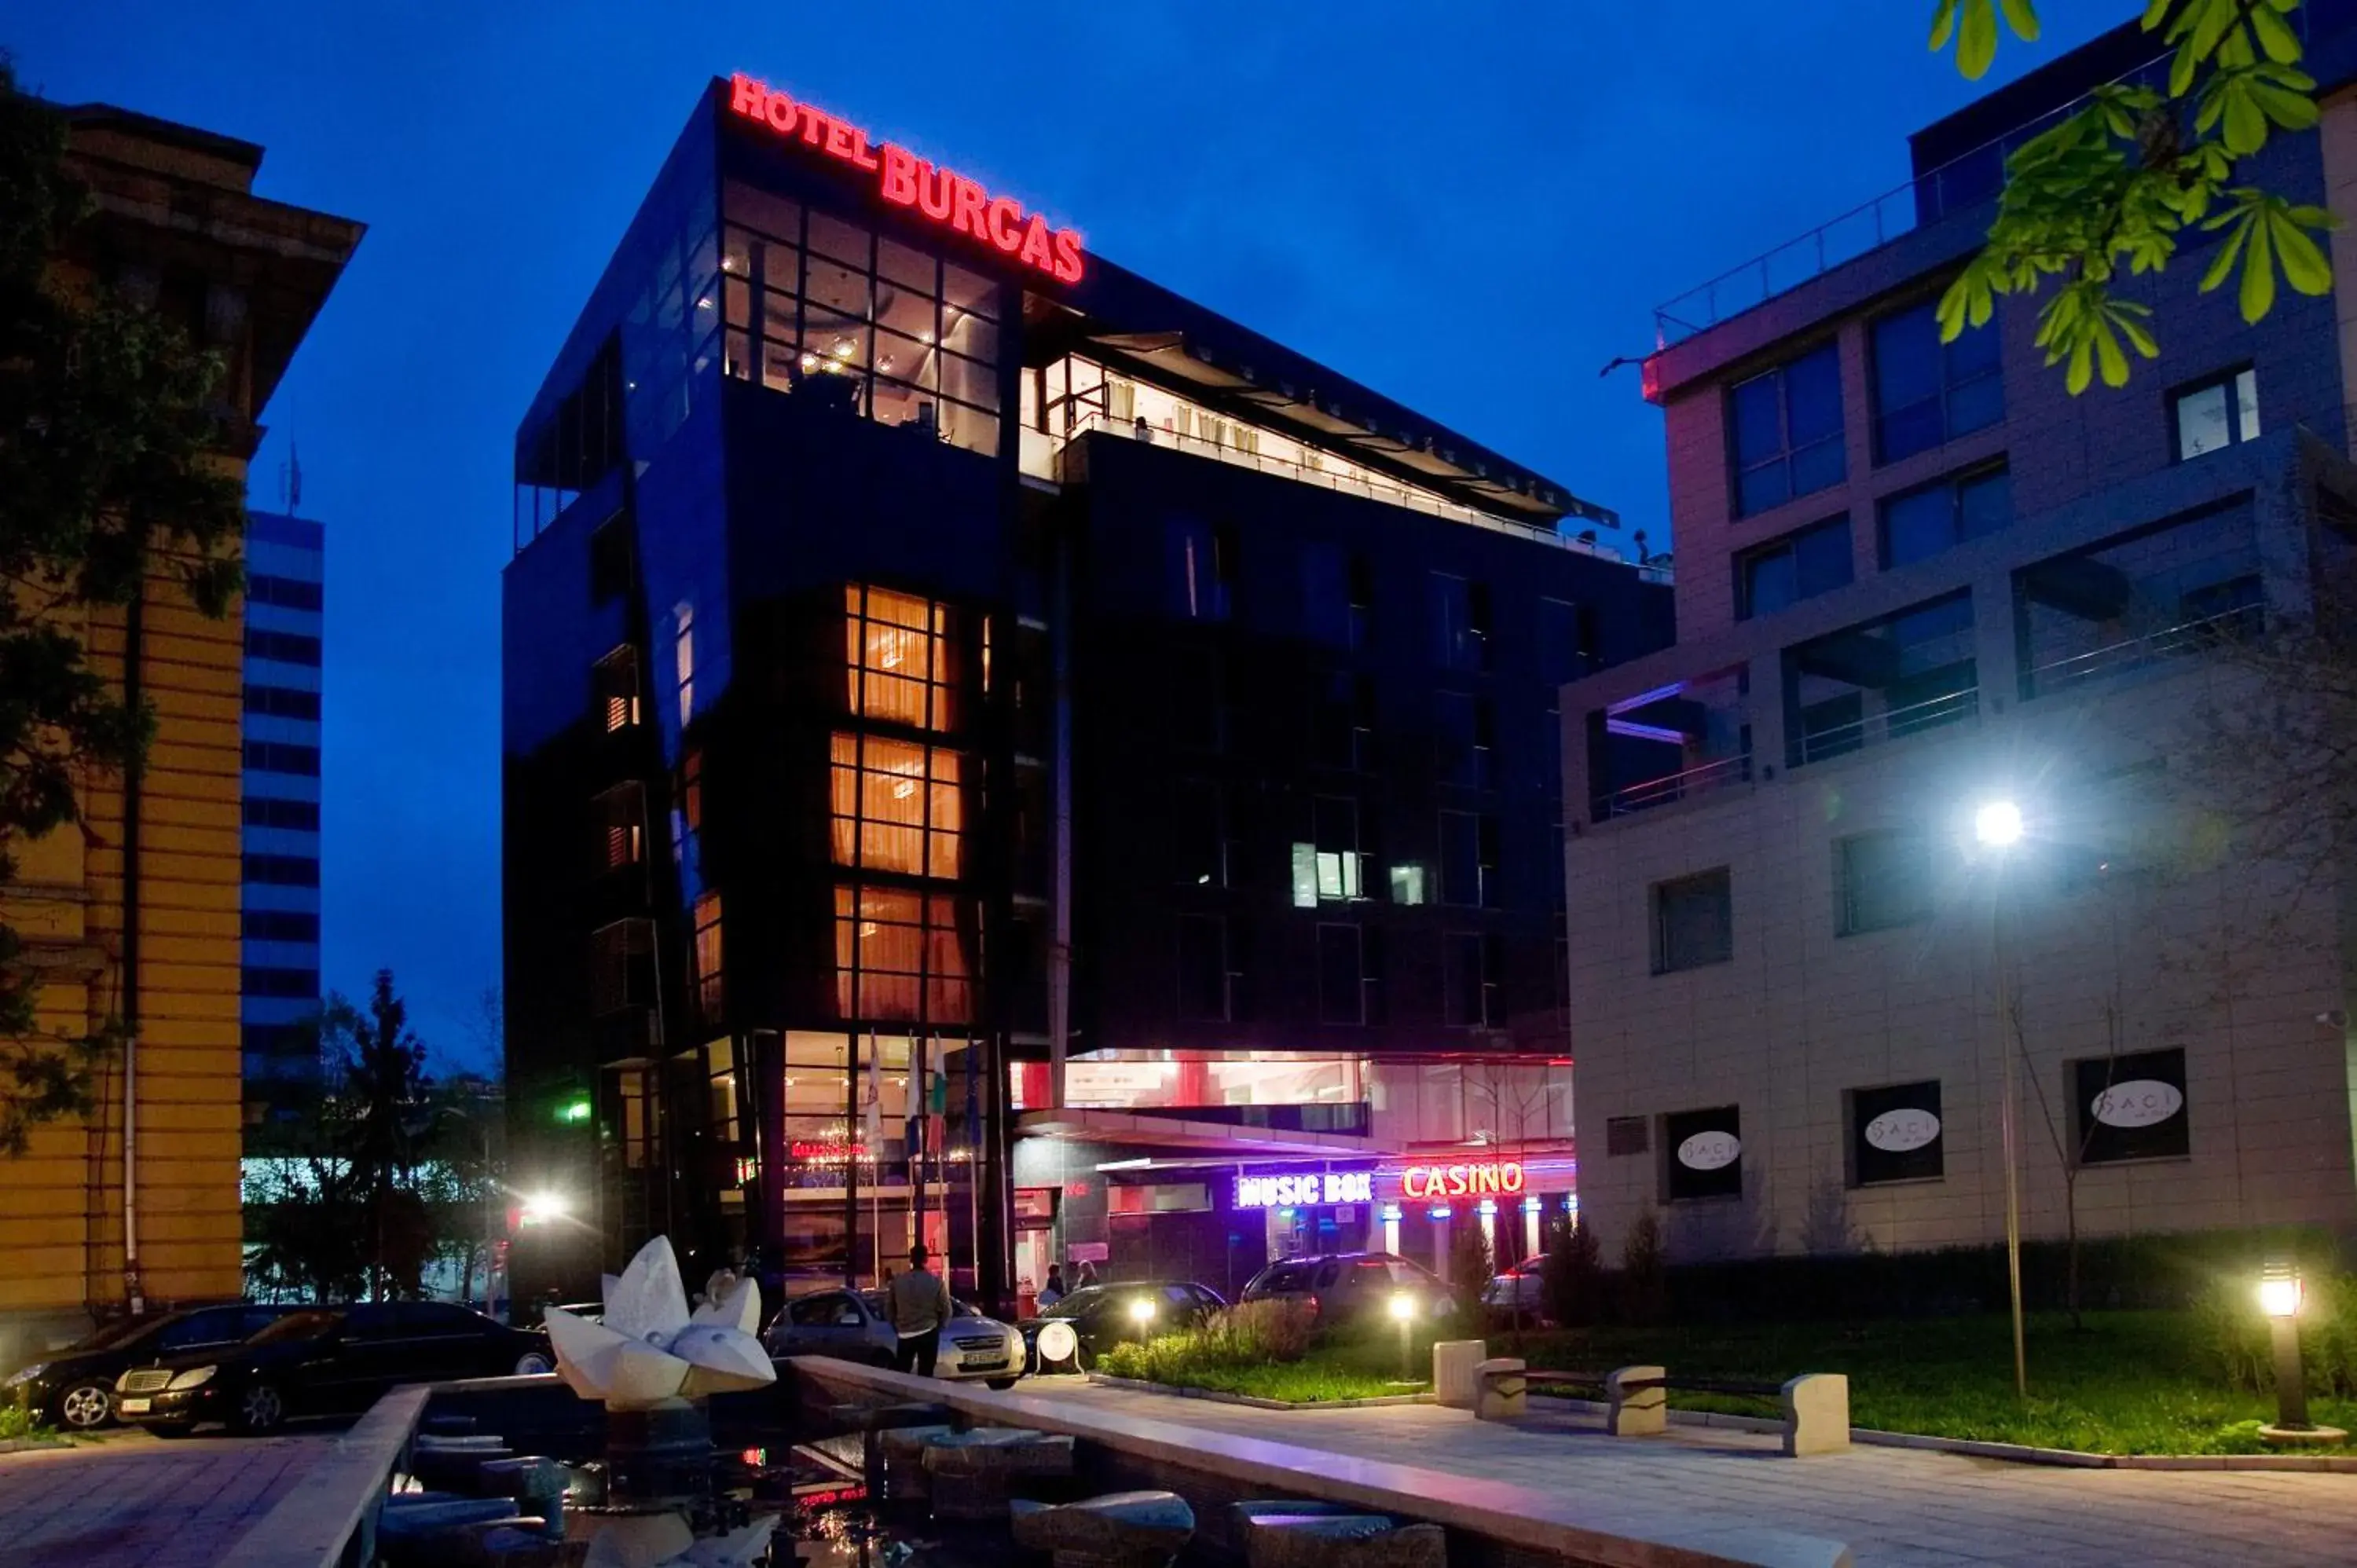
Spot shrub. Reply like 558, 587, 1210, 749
0, 1405, 52, 1442
1542, 1219, 1605, 1328
1621, 1209, 1667, 1326
2193, 1270, 2357, 1398
1201, 1299, 1317, 1364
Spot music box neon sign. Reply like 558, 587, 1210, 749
729, 75, 1085, 284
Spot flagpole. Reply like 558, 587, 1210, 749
843, 1028, 859, 1289
914, 1031, 929, 1263
965, 1035, 980, 1290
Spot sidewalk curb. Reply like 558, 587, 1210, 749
0, 1437, 70, 1456
1084, 1372, 1433, 1412
1523, 1390, 2357, 1471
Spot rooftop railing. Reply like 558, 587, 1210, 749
2024, 603, 2265, 696
1036, 409, 1668, 575
1790, 683, 1981, 769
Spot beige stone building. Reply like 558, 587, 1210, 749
1563, 17, 2357, 1263
0, 102, 357, 1363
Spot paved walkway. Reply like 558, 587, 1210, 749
1019, 1379, 2357, 1566
0, 1434, 330, 1568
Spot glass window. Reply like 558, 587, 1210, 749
1442, 932, 1498, 1028
830, 733, 965, 879
940, 353, 998, 412
1537, 598, 1593, 683
804, 256, 869, 319
2172, 368, 2260, 460
1171, 645, 1224, 753
1435, 692, 1494, 789
942, 262, 997, 320
845, 585, 959, 731
1652, 868, 1732, 973
1171, 516, 1235, 621
1663, 1105, 1743, 1201
1882, 467, 2011, 568
1311, 795, 1363, 902
693, 892, 724, 1019
875, 284, 935, 342
1318, 925, 1367, 1026
1730, 343, 1845, 517
1738, 515, 1852, 618
1871, 302, 2003, 464
1838, 831, 1932, 935
877, 238, 936, 295
2073, 1048, 2189, 1163
873, 332, 938, 393
1438, 810, 1495, 907
1173, 780, 1226, 888
1310, 670, 1373, 771
806, 212, 871, 267
1300, 543, 1358, 647
1176, 914, 1230, 1021
1431, 573, 1490, 672
1851, 1081, 1943, 1185
834, 885, 969, 1022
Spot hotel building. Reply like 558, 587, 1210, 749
502, 75, 1670, 1302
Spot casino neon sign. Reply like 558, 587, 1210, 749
1234, 1171, 1374, 1211
729, 75, 1085, 284
1400, 1160, 1526, 1200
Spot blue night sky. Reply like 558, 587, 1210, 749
11, 1, 2132, 1072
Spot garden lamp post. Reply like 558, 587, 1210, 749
1975, 799, 2028, 1401
1389, 1291, 1415, 1381
2259, 1268, 2347, 1445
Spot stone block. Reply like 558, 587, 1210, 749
1010, 1490, 1195, 1568
922, 1428, 1076, 1520
1238, 1513, 1446, 1568
878, 1423, 957, 1499
1606, 1364, 1666, 1438
1780, 1372, 1849, 1456
1473, 1357, 1526, 1421
1430, 1339, 1487, 1409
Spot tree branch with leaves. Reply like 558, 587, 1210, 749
1930, 0, 2333, 391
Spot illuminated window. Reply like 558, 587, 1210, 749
706, 1036, 739, 1145
845, 584, 959, 731
674, 604, 695, 725
694, 892, 724, 1018
594, 782, 645, 872
830, 733, 964, 878
594, 647, 641, 733
835, 886, 970, 1022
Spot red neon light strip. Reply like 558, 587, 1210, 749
729, 75, 1083, 284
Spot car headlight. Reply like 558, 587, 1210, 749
3, 1364, 46, 1388
1036, 1321, 1079, 1364
167, 1366, 217, 1391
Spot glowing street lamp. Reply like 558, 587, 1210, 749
518, 1190, 571, 1228
2259, 1267, 2347, 1445
1976, 796, 2028, 1398
1974, 800, 2025, 848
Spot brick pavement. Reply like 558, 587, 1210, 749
1021, 1379, 2357, 1566
0, 1434, 329, 1568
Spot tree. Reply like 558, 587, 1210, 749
324, 971, 433, 1300
0, 60, 247, 1152
1540, 1217, 1606, 1328
1928, 1, 2331, 391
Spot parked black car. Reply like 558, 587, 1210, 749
1020, 1281, 1226, 1373
2, 1304, 288, 1431
112, 1302, 553, 1435
1239, 1252, 1453, 1326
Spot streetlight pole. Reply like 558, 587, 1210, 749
1976, 800, 2028, 1401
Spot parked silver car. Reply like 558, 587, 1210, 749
764, 1287, 1025, 1389
1481, 1258, 1550, 1322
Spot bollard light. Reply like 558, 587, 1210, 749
1387, 1291, 1417, 1323
1127, 1296, 1157, 1328
2257, 1265, 2346, 1445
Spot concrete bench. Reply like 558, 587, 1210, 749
1477, 1363, 1851, 1456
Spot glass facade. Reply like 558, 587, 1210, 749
721, 181, 1000, 458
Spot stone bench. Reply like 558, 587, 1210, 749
921, 1427, 1077, 1519
1011, 1489, 1195, 1568
1230, 1500, 1445, 1568
1476, 1362, 1851, 1456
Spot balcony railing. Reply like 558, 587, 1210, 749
1592, 751, 1753, 821
2024, 604, 2265, 697
1790, 684, 1980, 769
1032, 409, 1667, 575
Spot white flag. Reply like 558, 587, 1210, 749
862, 1028, 885, 1149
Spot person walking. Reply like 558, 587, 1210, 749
1036, 1266, 1067, 1309
889, 1243, 954, 1376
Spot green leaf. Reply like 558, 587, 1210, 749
2271, 207, 2334, 295
1930, 0, 1960, 51
2140, 0, 2171, 29
2224, 82, 2269, 153
2250, 3, 2303, 64
2093, 318, 2130, 387
2200, 209, 2251, 293
2241, 208, 2278, 321
2066, 331, 2095, 394
1959, 0, 2000, 79
1999, 0, 2040, 42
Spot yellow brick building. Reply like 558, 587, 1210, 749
0, 104, 359, 1365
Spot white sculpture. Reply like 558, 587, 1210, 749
544, 1236, 775, 1410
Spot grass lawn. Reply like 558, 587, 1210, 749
1497, 1310, 2357, 1456
1097, 1330, 1432, 1405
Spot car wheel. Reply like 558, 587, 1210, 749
514, 1351, 553, 1376
985, 1378, 1018, 1391
147, 1423, 195, 1439
55, 1380, 113, 1431
233, 1381, 287, 1434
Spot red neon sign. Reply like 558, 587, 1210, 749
1400, 1160, 1526, 1200
790, 1141, 866, 1162
729, 75, 1084, 284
